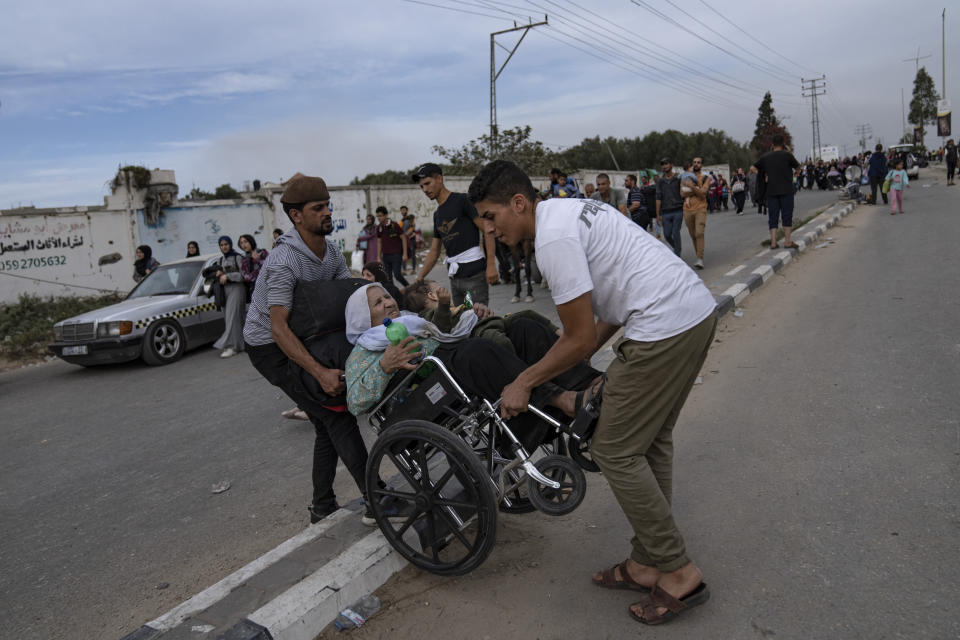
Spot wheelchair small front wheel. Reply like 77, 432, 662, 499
366, 420, 498, 576
526, 454, 587, 516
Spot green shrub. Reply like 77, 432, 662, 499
0, 293, 124, 360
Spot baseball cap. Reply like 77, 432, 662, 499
411, 163, 443, 183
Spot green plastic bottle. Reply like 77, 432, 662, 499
464, 291, 474, 309
383, 318, 433, 378
383, 317, 409, 345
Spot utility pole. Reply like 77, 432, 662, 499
490, 17, 548, 157
854, 123, 873, 153
802, 76, 826, 161
902, 87, 907, 136
902, 46, 932, 74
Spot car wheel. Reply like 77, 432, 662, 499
142, 320, 185, 366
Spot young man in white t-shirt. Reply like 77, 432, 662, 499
469, 160, 717, 626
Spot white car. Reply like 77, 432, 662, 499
887, 144, 921, 179
49, 255, 225, 366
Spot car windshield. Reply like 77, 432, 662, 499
128, 262, 203, 299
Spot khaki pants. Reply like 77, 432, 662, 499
683, 209, 706, 259
591, 311, 717, 572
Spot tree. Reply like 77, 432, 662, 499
750, 92, 792, 156
908, 67, 939, 145
350, 169, 417, 185
554, 129, 754, 172
432, 125, 556, 175
214, 183, 240, 199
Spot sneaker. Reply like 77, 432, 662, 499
693, 259, 704, 270
220, 348, 237, 358
362, 502, 377, 527
524, 295, 534, 303
308, 502, 340, 524
510, 295, 521, 303
363, 495, 417, 526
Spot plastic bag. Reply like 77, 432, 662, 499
350, 251, 364, 273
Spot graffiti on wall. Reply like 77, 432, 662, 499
0, 216, 90, 274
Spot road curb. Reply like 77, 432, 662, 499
120, 506, 406, 640
707, 200, 857, 317
121, 199, 859, 640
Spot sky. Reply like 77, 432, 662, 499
1, 0, 957, 209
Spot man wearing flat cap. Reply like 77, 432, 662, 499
244, 175, 371, 525
412, 163, 498, 306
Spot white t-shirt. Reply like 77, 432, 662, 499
535, 198, 716, 342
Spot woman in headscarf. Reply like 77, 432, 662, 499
185, 241, 200, 258
361, 261, 405, 309
133, 244, 160, 283
213, 235, 246, 358
343, 282, 587, 451
356, 214, 378, 266
238, 233, 268, 290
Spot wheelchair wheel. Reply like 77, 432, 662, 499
366, 420, 498, 576
526, 454, 587, 516
568, 436, 601, 473
498, 432, 563, 514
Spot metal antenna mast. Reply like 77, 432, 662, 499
902, 46, 932, 74
490, 17, 548, 157
802, 76, 826, 161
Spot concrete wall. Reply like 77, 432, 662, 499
0, 208, 136, 301
267, 177, 479, 258
136, 201, 274, 265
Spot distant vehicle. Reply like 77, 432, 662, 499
819, 145, 840, 163
49, 255, 225, 367
887, 144, 921, 179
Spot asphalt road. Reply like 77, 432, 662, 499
316, 170, 959, 639
0, 184, 869, 640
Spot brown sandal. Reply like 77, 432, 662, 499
629, 582, 710, 625
783, 242, 799, 249
592, 560, 651, 592
769, 243, 779, 249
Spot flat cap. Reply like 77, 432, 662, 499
281, 175, 330, 204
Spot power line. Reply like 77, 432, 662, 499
400, 0, 520, 20
660, 0, 797, 79
522, 0, 749, 103
696, 0, 818, 74
536, 0, 768, 93
538, 23, 742, 109
539, 0, 763, 96
630, 0, 795, 87
483, 0, 783, 111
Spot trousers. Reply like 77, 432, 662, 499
247, 341, 368, 510
683, 209, 706, 260
590, 312, 717, 571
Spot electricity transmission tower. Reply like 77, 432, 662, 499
490, 17, 548, 156
802, 76, 827, 161
854, 123, 873, 153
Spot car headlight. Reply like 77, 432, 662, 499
97, 321, 133, 337
53, 324, 63, 340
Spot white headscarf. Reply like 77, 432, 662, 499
344, 283, 478, 349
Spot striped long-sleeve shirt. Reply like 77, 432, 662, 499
243, 230, 350, 347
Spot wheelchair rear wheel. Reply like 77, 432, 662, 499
366, 420, 498, 576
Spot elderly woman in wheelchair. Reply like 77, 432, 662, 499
343, 282, 602, 575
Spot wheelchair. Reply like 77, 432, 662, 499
363, 355, 599, 576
